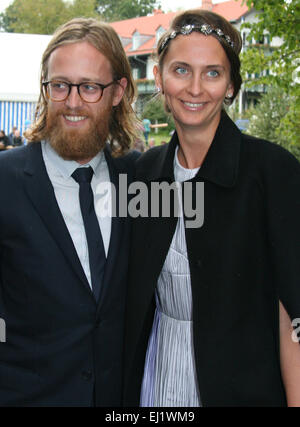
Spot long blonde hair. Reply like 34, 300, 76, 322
26, 18, 139, 156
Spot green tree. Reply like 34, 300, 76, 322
0, 0, 98, 34
245, 86, 300, 161
276, 98, 300, 160
67, 0, 99, 19
141, 95, 175, 130
246, 86, 289, 142
240, 0, 300, 156
96, 0, 160, 22
241, 0, 299, 90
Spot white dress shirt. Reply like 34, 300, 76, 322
41, 141, 111, 289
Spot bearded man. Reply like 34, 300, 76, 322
0, 18, 139, 406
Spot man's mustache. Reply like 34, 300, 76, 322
51, 107, 91, 117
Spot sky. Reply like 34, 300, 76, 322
0, 0, 11, 13
0, 0, 229, 15
161, 0, 228, 12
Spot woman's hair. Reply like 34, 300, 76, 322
26, 18, 139, 156
156, 9, 243, 105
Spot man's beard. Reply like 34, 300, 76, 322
45, 105, 112, 162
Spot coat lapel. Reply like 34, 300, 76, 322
134, 137, 179, 286
132, 111, 241, 291
140, 111, 241, 188
23, 142, 93, 296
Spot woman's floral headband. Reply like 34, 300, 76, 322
159, 23, 234, 54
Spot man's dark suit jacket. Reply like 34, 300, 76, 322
0, 142, 137, 406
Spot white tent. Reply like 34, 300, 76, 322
0, 32, 51, 136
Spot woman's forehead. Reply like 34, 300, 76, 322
163, 33, 229, 67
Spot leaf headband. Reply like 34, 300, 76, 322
159, 23, 235, 54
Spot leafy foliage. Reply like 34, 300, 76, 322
276, 98, 300, 160
68, 0, 99, 19
241, 0, 299, 89
240, 0, 300, 158
96, 0, 160, 22
245, 86, 300, 161
141, 95, 175, 130
0, 0, 160, 33
0, 0, 99, 34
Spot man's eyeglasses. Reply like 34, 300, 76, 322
42, 80, 117, 103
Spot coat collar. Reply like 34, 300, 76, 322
142, 111, 241, 188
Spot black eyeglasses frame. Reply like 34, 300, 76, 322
42, 80, 117, 103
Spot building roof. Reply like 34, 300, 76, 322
213, 0, 249, 21
110, 0, 249, 57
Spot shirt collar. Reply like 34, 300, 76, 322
42, 141, 105, 180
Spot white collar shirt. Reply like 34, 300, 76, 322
41, 141, 111, 289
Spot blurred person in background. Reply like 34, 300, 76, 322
0, 130, 10, 151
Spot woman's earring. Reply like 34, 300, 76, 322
227, 92, 233, 98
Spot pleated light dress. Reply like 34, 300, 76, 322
140, 148, 201, 407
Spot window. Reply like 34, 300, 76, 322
242, 32, 246, 46
156, 26, 166, 45
132, 31, 141, 51
132, 68, 139, 80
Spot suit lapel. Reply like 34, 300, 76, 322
95, 147, 127, 308
23, 143, 93, 296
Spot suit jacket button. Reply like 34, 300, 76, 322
82, 370, 93, 381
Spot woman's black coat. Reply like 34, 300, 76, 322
124, 112, 300, 407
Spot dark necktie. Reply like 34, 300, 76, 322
72, 166, 106, 301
